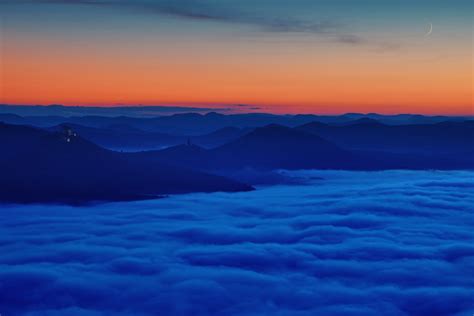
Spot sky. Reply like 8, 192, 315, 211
0, 0, 473, 114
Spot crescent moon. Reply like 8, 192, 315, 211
425, 23, 433, 36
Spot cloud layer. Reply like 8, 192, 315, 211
1, 170, 473, 315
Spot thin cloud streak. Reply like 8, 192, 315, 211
1, 0, 376, 46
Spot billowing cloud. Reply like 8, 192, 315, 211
0, 170, 473, 315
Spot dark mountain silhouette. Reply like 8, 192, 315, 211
143, 123, 474, 171
48, 123, 184, 151
212, 124, 352, 169
134, 143, 210, 166
297, 120, 474, 154
1, 116, 473, 205
339, 117, 384, 126
2, 107, 471, 137
0, 113, 27, 125
142, 125, 361, 170
46, 124, 249, 151
190, 127, 249, 148
106, 123, 144, 132
0, 123, 252, 204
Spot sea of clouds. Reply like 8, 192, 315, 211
0, 170, 473, 316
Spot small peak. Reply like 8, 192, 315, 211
205, 112, 223, 117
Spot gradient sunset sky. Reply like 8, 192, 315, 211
0, 0, 472, 114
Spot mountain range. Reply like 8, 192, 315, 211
1, 109, 472, 152
141, 123, 474, 172
1, 105, 472, 135
1, 110, 473, 204
0, 123, 252, 204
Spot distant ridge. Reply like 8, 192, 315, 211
0, 104, 226, 117
1, 106, 472, 139
0, 122, 252, 204
212, 124, 349, 169
297, 119, 474, 153
144, 123, 474, 171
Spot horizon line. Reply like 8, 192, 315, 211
1, 103, 473, 117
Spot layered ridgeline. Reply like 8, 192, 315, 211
296, 119, 474, 154
1, 114, 473, 204
46, 124, 249, 151
1, 109, 472, 152
137, 123, 474, 171
0, 123, 252, 204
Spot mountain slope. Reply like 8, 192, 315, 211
143, 123, 474, 171
190, 127, 249, 148
141, 124, 357, 170
48, 123, 184, 151
212, 124, 351, 169
297, 120, 474, 153
0, 123, 252, 204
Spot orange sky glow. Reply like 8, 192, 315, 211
1, 1, 472, 115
